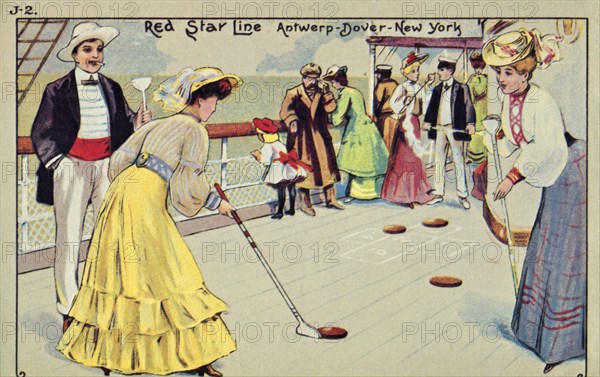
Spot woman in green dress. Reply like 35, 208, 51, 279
466, 52, 488, 163
323, 65, 389, 201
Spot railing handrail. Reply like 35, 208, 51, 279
367, 36, 483, 48
17, 121, 286, 155
17, 120, 339, 155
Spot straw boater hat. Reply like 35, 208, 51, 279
322, 65, 347, 81
375, 64, 393, 73
437, 50, 458, 64
300, 63, 322, 77
153, 67, 242, 113
402, 51, 429, 69
482, 27, 562, 70
57, 22, 119, 62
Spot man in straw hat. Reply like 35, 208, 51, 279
423, 51, 475, 209
373, 64, 398, 145
31, 21, 152, 331
280, 63, 344, 216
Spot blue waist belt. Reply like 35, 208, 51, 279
135, 152, 174, 181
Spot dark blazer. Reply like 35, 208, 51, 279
31, 70, 136, 205
424, 79, 475, 142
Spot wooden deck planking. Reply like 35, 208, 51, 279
16, 189, 587, 376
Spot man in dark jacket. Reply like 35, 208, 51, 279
31, 22, 151, 331
423, 54, 475, 209
373, 64, 398, 148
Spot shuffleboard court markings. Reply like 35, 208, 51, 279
339, 228, 390, 246
341, 233, 433, 265
340, 222, 467, 265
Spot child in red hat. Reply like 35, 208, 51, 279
251, 118, 309, 219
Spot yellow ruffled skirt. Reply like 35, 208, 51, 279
57, 166, 236, 375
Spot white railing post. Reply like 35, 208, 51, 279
20, 154, 30, 253
368, 43, 376, 114
464, 46, 468, 82
18, 130, 275, 254
221, 137, 228, 189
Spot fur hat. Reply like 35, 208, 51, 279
300, 63, 322, 77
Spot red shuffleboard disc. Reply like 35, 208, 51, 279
429, 276, 462, 288
318, 327, 348, 339
422, 218, 449, 228
383, 224, 407, 234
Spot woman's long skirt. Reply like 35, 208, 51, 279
511, 140, 586, 364
57, 166, 236, 375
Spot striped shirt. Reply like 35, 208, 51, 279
437, 78, 454, 126
75, 68, 110, 139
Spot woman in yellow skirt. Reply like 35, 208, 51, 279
57, 67, 242, 376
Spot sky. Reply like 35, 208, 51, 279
20, 18, 587, 138
36, 19, 475, 77
36, 20, 173, 75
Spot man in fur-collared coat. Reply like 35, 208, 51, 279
279, 63, 344, 216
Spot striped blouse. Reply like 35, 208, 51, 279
109, 113, 213, 217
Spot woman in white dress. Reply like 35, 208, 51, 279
251, 118, 308, 219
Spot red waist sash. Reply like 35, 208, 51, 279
69, 137, 111, 161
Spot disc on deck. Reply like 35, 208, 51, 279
318, 327, 348, 339
422, 218, 449, 228
383, 224, 407, 234
429, 276, 462, 288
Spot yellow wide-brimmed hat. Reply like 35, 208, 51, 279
57, 22, 119, 62
154, 67, 242, 113
483, 28, 562, 70
482, 28, 534, 67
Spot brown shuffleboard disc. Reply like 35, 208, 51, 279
318, 326, 348, 339
429, 276, 462, 288
383, 224, 407, 234
422, 218, 449, 228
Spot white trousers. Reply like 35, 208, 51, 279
53, 156, 110, 315
432, 125, 469, 198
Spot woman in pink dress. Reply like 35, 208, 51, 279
381, 52, 435, 208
